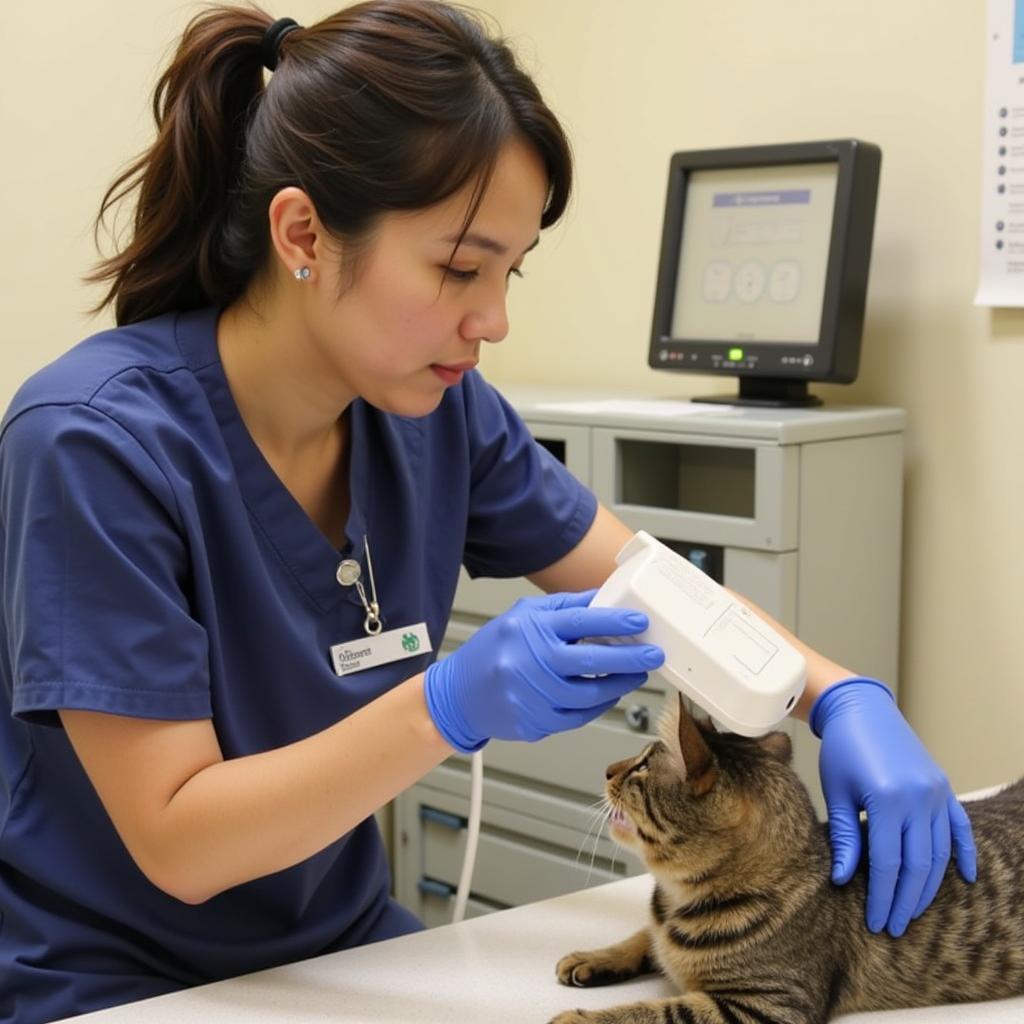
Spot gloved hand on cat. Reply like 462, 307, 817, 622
811, 677, 978, 938
424, 589, 664, 752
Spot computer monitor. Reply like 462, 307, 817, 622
648, 139, 881, 406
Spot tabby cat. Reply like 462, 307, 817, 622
551, 696, 1024, 1023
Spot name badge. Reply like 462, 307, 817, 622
330, 622, 433, 677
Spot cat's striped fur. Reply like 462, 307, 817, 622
551, 697, 1024, 1023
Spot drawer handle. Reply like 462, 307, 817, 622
624, 704, 650, 733
419, 807, 467, 831
418, 877, 455, 898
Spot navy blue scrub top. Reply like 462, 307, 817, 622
0, 307, 597, 1024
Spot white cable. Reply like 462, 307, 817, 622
451, 748, 484, 924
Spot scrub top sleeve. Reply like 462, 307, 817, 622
0, 404, 212, 726
460, 374, 597, 580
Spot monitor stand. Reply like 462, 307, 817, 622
693, 377, 823, 408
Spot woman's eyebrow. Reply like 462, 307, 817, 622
441, 232, 540, 257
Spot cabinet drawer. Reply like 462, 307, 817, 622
415, 880, 505, 929
392, 766, 647, 921
591, 427, 799, 552
419, 807, 622, 908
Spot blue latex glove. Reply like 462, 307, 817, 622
424, 590, 664, 752
811, 677, 977, 937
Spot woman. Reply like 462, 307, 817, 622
0, 4, 974, 1022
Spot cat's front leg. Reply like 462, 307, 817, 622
548, 991, 781, 1024
555, 928, 655, 988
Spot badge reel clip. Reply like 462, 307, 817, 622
329, 536, 432, 678
336, 536, 382, 637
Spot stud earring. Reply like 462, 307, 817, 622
294, 266, 311, 281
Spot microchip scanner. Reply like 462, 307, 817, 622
592, 531, 806, 736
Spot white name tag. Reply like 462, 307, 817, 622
330, 622, 433, 677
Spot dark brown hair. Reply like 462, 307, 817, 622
87, 1, 572, 326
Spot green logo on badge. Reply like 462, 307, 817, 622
401, 632, 421, 653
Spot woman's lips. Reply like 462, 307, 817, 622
430, 362, 476, 386
431, 365, 464, 385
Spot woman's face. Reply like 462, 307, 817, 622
308, 137, 549, 417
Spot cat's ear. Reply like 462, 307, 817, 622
670, 693, 718, 796
657, 692, 689, 762
758, 731, 793, 764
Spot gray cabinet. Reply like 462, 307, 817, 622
392, 392, 905, 927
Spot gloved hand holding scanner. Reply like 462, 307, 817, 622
586, 531, 977, 939
425, 589, 665, 752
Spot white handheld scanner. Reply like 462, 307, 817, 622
592, 531, 806, 736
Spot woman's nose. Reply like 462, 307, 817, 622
461, 293, 509, 345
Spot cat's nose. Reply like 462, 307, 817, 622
606, 758, 630, 779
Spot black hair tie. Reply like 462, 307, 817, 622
261, 17, 302, 72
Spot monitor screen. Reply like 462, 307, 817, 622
649, 140, 881, 407
670, 163, 838, 345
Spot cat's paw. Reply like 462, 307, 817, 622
556, 950, 617, 988
547, 1011, 595, 1024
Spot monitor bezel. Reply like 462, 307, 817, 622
648, 139, 880, 384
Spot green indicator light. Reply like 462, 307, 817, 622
728, 347, 744, 361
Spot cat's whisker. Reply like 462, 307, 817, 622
583, 800, 615, 886
575, 797, 609, 845
574, 801, 605, 868
575, 797, 611, 870
582, 811, 608, 885
602, 801, 622, 877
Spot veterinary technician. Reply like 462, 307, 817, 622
0, 4, 975, 1022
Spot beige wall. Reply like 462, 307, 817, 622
480, 0, 1024, 792
2, 1, 1021, 789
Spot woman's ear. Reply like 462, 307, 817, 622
267, 186, 320, 280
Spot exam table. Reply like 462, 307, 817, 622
53, 871, 1024, 1024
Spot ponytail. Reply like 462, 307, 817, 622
87, 6, 276, 325
87, 1, 573, 327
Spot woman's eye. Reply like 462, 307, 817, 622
445, 267, 479, 282
443, 267, 526, 283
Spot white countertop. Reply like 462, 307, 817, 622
57, 875, 1024, 1023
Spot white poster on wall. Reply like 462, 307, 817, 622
977, 0, 1024, 306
